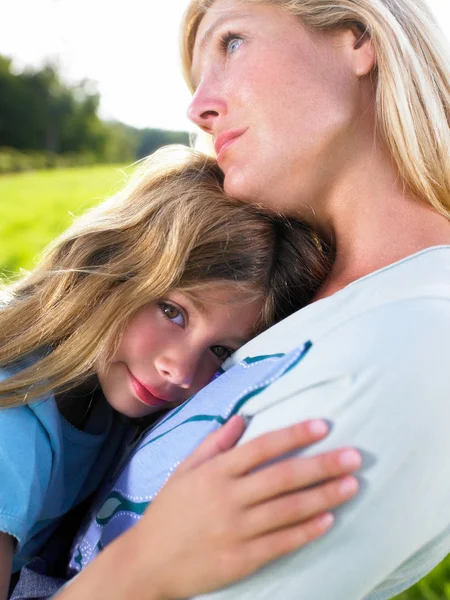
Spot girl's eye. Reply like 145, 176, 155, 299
160, 303, 185, 327
219, 31, 243, 56
210, 345, 232, 361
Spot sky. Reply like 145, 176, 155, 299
1, 0, 449, 133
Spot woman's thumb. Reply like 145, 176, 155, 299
177, 415, 247, 472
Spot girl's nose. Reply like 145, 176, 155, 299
155, 354, 199, 390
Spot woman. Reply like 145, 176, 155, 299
54, 0, 450, 598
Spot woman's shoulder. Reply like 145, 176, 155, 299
349, 245, 450, 295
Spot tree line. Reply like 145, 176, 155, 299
0, 55, 189, 169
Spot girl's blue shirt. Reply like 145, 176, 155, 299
0, 368, 127, 573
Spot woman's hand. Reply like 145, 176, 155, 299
59, 416, 360, 600
126, 416, 361, 599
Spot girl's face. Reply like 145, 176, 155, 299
188, 0, 366, 216
97, 285, 262, 418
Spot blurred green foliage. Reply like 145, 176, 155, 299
394, 558, 450, 599
0, 55, 190, 170
0, 147, 99, 174
0, 55, 106, 155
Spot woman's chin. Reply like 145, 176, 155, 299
223, 166, 259, 204
223, 169, 282, 214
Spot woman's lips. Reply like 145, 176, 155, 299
129, 371, 171, 408
214, 128, 247, 161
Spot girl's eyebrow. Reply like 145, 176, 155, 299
230, 334, 251, 348
178, 293, 211, 316
189, 300, 253, 346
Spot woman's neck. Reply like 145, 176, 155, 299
311, 145, 450, 300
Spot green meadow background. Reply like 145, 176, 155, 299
0, 164, 129, 276
1, 166, 450, 598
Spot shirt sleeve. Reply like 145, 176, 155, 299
193, 297, 450, 600
0, 400, 53, 548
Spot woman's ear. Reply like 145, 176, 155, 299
351, 27, 376, 77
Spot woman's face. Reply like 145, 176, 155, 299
188, 0, 367, 216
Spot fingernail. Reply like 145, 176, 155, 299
338, 476, 358, 496
318, 512, 334, 529
308, 419, 329, 436
338, 449, 362, 469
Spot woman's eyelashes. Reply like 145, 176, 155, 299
219, 31, 244, 56
160, 302, 185, 327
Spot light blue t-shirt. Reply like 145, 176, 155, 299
0, 368, 126, 573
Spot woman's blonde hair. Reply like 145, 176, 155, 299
0, 145, 330, 407
181, 0, 450, 218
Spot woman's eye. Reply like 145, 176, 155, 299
220, 32, 243, 56
210, 345, 232, 361
161, 303, 185, 327
228, 38, 242, 55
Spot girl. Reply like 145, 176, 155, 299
0, 144, 344, 595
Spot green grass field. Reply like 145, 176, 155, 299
0, 164, 130, 276
0, 166, 449, 598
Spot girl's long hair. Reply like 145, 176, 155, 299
181, 0, 450, 219
0, 145, 330, 407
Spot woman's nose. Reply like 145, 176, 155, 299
187, 79, 227, 133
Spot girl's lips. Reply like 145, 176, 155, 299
129, 371, 170, 408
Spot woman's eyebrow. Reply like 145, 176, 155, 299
191, 13, 252, 86
196, 13, 252, 53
